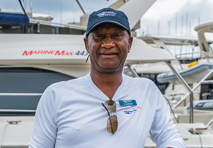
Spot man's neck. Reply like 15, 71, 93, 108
90, 71, 122, 99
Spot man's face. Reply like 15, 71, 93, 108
84, 23, 133, 74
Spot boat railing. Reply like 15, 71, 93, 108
165, 61, 213, 123
206, 117, 213, 127
175, 51, 210, 63
0, 93, 42, 96
0, 93, 42, 113
172, 69, 213, 110
164, 96, 179, 123
29, 19, 87, 30
0, 109, 36, 113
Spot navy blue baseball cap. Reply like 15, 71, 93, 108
86, 8, 131, 37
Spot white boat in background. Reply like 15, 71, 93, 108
143, 35, 213, 86
137, 34, 213, 94
155, 22, 213, 92
195, 22, 213, 53
136, 34, 213, 147
157, 63, 213, 84
187, 100, 213, 111
137, 35, 203, 55
134, 35, 205, 94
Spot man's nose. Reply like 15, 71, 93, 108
101, 37, 115, 48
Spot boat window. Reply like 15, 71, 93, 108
0, 67, 75, 116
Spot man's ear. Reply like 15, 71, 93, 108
128, 37, 133, 53
84, 38, 89, 53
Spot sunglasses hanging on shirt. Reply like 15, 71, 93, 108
102, 100, 118, 134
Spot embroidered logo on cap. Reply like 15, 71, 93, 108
97, 11, 116, 17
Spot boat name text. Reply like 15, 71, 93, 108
22, 50, 88, 56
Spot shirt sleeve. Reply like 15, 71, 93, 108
29, 86, 57, 148
149, 83, 185, 148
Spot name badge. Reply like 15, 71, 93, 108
119, 100, 137, 106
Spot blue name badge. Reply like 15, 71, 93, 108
119, 100, 137, 107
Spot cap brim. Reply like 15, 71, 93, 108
86, 20, 130, 37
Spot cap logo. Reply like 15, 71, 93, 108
97, 11, 116, 17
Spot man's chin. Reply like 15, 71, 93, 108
98, 66, 122, 74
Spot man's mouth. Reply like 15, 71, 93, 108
99, 53, 118, 55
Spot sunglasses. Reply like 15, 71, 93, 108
102, 100, 118, 134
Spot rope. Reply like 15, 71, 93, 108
188, 129, 203, 148
0, 123, 9, 148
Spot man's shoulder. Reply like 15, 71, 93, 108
46, 75, 88, 93
124, 74, 155, 87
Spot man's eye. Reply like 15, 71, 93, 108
112, 34, 122, 39
94, 34, 105, 39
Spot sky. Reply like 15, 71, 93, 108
1, 0, 213, 38
138, 0, 213, 55
139, 0, 213, 37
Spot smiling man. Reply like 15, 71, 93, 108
29, 8, 185, 148
84, 21, 132, 99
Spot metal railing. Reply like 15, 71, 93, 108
0, 93, 42, 96
175, 51, 210, 63
172, 69, 213, 109
30, 19, 87, 30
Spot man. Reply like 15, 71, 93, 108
29, 8, 185, 148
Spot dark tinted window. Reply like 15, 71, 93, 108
0, 67, 75, 116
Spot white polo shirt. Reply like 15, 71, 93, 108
29, 74, 185, 148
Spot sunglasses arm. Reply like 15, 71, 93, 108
102, 103, 110, 116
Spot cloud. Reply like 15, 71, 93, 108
1, 0, 212, 39
26, 0, 117, 23
0, 0, 117, 23
0, 0, 23, 12
138, 0, 213, 37
142, 0, 186, 20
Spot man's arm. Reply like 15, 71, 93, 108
29, 86, 57, 148
149, 85, 185, 148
